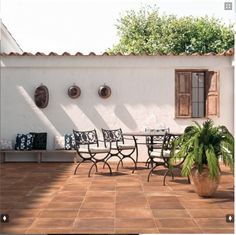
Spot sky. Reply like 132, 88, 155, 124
1, 0, 235, 54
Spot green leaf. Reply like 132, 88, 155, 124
108, 6, 234, 55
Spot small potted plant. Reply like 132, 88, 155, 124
171, 119, 234, 197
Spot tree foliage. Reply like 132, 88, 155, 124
108, 7, 234, 55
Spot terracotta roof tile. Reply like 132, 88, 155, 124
88, 52, 96, 56
35, 52, 46, 56
116, 52, 124, 56
0, 48, 234, 56
48, 52, 58, 56
22, 52, 33, 56
75, 52, 83, 56
8, 52, 21, 56
226, 48, 234, 55
102, 52, 109, 56
62, 52, 70, 56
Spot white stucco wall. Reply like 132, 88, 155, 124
0, 55, 234, 162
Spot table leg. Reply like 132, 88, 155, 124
150, 136, 154, 168
150, 136, 154, 151
132, 136, 138, 172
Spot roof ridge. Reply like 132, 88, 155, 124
1, 48, 234, 56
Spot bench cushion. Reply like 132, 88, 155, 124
54, 136, 65, 150
15, 134, 33, 150
118, 143, 135, 150
0, 140, 13, 150
30, 132, 47, 150
65, 134, 76, 150
78, 147, 110, 153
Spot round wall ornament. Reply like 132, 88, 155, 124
68, 85, 81, 99
34, 84, 49, 108
98, 85, 111, 98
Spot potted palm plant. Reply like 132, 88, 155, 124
171, 119, 234, 197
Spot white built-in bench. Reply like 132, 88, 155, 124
0, 150, 78, 163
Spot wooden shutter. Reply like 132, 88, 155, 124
175, 72, 192, 118
206, 71, 220, 117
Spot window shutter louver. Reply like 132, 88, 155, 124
175, 72, 192, 118
206, 71, 220, 117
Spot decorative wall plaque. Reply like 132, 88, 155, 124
34, 85, 49, 108
68, 85, 81, 99
98, 85, 111, 99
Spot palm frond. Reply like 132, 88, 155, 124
171, 119, 234, 180
205, 145, 219, 179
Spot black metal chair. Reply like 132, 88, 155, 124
147, 133, 190, 185
162, 133, 191, 186
101, 128, 136, 173
73, 129, 112, 177
145, 128, 169, 168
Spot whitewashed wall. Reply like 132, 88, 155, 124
0, 55, 234, 162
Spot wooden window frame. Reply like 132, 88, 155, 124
175, 69, 219, 119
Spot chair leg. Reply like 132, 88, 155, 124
92, 160, 98, 172
163, 169, 170, 186
117, 156, 136, 173
88, 162, 97, 177
118, 156, 124, 168
103, 155, 123, 169
73, 160, 84, 175
145, 157, 150, 166
103, 161, 112, 175
116, 159, 122, 171
103, 155, 112, 169
147, 164, 159, 182
130, 157, 137, 173
163, 167, 174, 186
146, 158, 152, 168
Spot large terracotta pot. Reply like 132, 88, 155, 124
190, 166, 220, 197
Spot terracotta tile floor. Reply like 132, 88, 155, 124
0, 162, 234, 234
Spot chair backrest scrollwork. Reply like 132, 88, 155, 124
145, 128, 169, 149
73, 129, 99, 147
163, 133, 181, 152
102, 128, 124, 147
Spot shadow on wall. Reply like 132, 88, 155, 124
61, 103, 110, 131
12, 70, 190, 142
78, 99, 110, 130
114, 104, 137, 130
18, 73, 173, 135
15, 86, 62, 136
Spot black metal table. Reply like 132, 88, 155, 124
123, 131, 166, 171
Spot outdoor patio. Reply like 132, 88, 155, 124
0, 162, 234, 234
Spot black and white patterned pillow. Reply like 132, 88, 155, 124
15, 134, 33, 150
30, 132, 47, 150
64, 134, 76, 150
